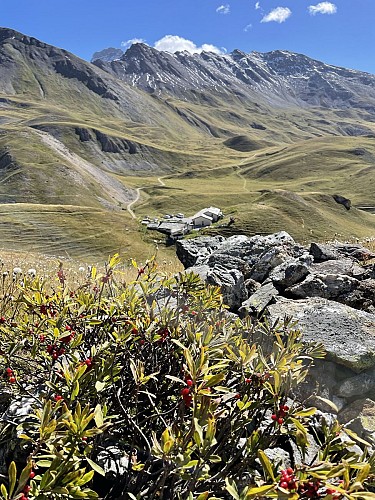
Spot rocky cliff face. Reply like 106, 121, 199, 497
93, 43, 375, 116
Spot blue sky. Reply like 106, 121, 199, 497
1, 0, 374, 73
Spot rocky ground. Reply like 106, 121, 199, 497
176, 232, 375, 441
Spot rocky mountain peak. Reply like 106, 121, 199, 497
91, 47, 124, 63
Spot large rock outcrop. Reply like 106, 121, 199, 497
176, 232, 375, 422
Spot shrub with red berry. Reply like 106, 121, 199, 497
0, 254, 373, 499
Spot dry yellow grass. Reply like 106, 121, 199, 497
0, 248, 183, 290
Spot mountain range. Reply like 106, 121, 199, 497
0, 27, 374, 260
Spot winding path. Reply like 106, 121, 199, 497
125, 150, 262, 218
127, 187, 143, 219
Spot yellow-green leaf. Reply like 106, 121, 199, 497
86, 458, 105, 476
8, 462, 16, 498
244, 484, 275, 498
94, 404, 104, 427
95, 381, 106, 392
345, 428, 372, 447
294, 407, 317, 417
225, 478, 240, 500
1, 483, 8, 499
258, 450, 275, 482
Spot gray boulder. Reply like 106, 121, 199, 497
339, 399, 375, 440
311, 258, 367, 280
176, 236, 224, 268
336, 373, 375, 399
310, 242, 375, 263
270, 253, 313, 289
268, 297, 375, 372
206, 267, 247, 311
248, 246, 298, 283
209, 231, 297, 266
309, 242, 341, 262
206, 253, 249, 276
287, 274, 359, 300
341, 279, 375, 313
239, 282, 279, 316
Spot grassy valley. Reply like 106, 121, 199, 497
0, 29, 375, 261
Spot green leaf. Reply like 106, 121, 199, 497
225, 478, 240, 500
36, 460, 53, 468
203, 372, 225, 388
16, 461, 32, 494
1, 483, 8, 500
244, 484, 275, 498
258, 450, 275, 482
294, 407, 317, 417
8, 462, 16, 498
94, 405, 104, 427
86, 458, 105, 476
196, 493, 209, 500
95, 381, 106, 392
345, 428, 372, 447
314, 396, 338, 413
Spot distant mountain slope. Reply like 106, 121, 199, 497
94, 43, 375, 115
0, 28, 375, 258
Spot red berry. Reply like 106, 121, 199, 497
23, 485, 31, 493
39, 334, 45, 342
52, 353, 58, 360
139, 339, 145, 345
283, 405, 290, 411
288, 481, 296, 489
85, 358, 92, 366
20, 495, 28, 500
245, 377, 252, 384
181, 388, 190, 396
138, 267, 144, 274
277, 417, 284, 425
54, 395, 63, 401
234, 393, 241, 399
271, 414, 277, 420
82, 436, 88, 441
132, 328, 138, 335
65, 325, 72, 331
0, 316, 6, 324
186, 379, 193, 387
280, 481, 289, 489
286, 467, 294, 475
6, 368, 12, 374
29, 471, 35, 479
9, 376, 16, 383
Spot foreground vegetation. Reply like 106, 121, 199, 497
0, 255, 374, 499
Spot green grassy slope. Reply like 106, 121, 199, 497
0, 30, 375, 259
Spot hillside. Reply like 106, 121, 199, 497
0, 28, 374, 258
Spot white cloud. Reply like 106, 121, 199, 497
255, 2, 261, 9
244, 23, 253, 31
308, 2, 337, 15
216, 4, 230, 14
154, 35, 223, 54
121, 38, 146, 49
261, 6, 292, 23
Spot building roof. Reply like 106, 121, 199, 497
192, 212, 213, 221
204, 206, 222, 215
